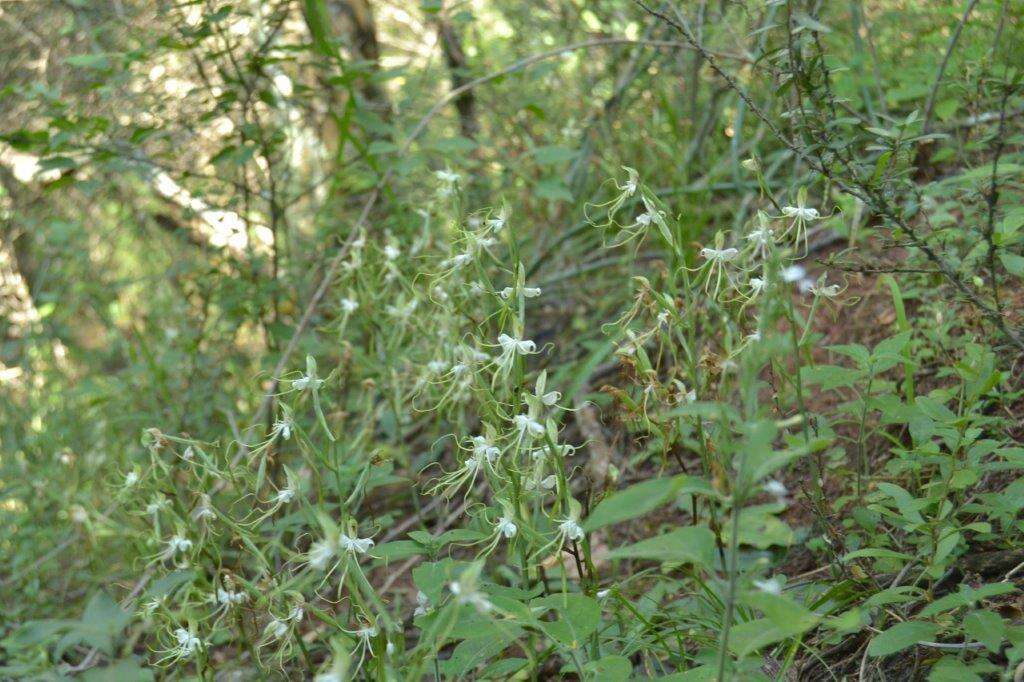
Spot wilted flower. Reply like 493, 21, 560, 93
449, 581, 493, 613
513, 414, 545, 437
540, 390, 561, 406
413, 590, 430, 617
781, 264, 806, 283
754, 576, 784, 595
764, 479, 788, 499
354, 625, 378, 643
746, 226, 775, 248
486, 205, 509, 231
496, 516, 518, 539
293, 373, 323, 392
167, 534, 192, 555
307, 539, 335, 570
809, 275, 842, 298
216, 587, 246, 607
264, 617, 289, 640
618, 167, 639, 196
472, 436, 501, 463
444, 252, 473, 270
192, 495, 215, 522
559, 518, 585, 541
272, 416, 293, 440
435, 168, 460, 185
173, 627, 202, 658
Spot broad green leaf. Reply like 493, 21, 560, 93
731, 505, 795, 549
741, 591, 819, 633
302, 0, 336, 58
532, 145, 577, 165
842, 548, 913, 563
584, 655, 632, 680
932, 530, 961, 567
1000, 252, 1024, 276
728, 615, 811, 658
867, 621, 938, 657
927, 656, 982, 682
440, 621, 521, 677
607, 526, 716, 567
963, 610, 1003, 652
532, 593, 600, 648
801, 364, 862, 391
66, 53, 110, 69
535, 178, 572, 202
583, 475, 687, 531
370, 540, 426, 561
81, 658, 153, 682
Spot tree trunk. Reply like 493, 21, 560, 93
436, 15, 479, 140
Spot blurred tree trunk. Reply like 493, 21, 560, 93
332, 0, 391, 117
0, 145, 257, 260
436, 14, 479, 140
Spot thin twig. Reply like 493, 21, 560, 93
922, 0, 981, 133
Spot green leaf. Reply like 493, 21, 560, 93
829, 343, 870, 366
370, 540, 426, 561
875, 482, 926, 525
66, 53, 110, 69
867, 621, 938, 657
532, 145, 577, 165
535, 178, 572, 202
732, 505, 795, 549
842, 548, 913, 563
81, 591, 132, 636
81, 658, 153, 682
801, 364, 862, 391
583, 475, 687, 531
932, 530, 961, 567
412, 559, 462, 603
302, 0, 336, 58
607, 526, 716, 567
429, 136, 477, 154
1000, 252, 1024, 276
532, 593, 600, 648
741, 591, 819, 633
439, 620, 520, 676
963, 610, 1003, 652
928, 656, 982, 682
584, 655, 632, 680
730, 591, 821, 657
